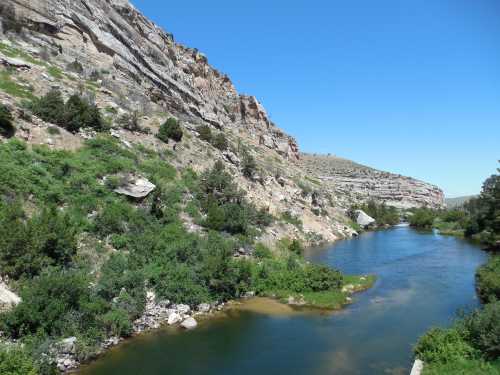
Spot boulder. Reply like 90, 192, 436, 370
167, 312, 181, 325
0, 282, 21, 310
197, 303, 210, 313
175, 304, 190, 315
355, 210, 375, 227
58, 337, 77, 354
180, 317, 198, 330
0, 53, 31, 69
114, 175, 156, 198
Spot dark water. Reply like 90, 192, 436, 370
80, 226, 488, 375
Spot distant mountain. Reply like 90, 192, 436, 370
445, 195, 476, 208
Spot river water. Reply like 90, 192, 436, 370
80, 226, 487, 375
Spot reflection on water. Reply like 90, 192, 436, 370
80, 227, 487, 375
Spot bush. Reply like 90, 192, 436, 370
157, 117, 182, 143
241, 148, 257, 179
212, 133, 228, 151
0, 104, 15, 138
476, 256, 500, 303
117, 111, 142, 132
67, 60, 84, 74
1, 269, 103, 338
254, 243, 272, 259
197, 124, 212, 142
0, 202, 77, 279
63, 94, 104, 132
101, 308, 133, 337
305, 264, 343, 291
409, 208, 437, 229
414, 327, 478, 364
461, 302, 500, 360
29, 89, 65, 125
289, 239, 304, 255
0, 346, 37, 375
30, 90, 104, 132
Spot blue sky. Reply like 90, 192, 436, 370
132, 0, 500, 197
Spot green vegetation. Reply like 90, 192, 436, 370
195, 124, 228, 150
415, 302, 500, 374
414, 163, 500, 374
157, 117, 182, 143
0, 345, 37, 375
0, 138, 368, 373
351, 200, 400, 226
212, 133, 228, 151
476, 256, 500, 303
241, 147, 257, 179
408, 208, 437, 229
0, 69, 35, 99
281, 211, 303, 229
29, 90, 105, 133
0, 104, 16, 138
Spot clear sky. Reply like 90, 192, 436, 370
132, 0, 500, 197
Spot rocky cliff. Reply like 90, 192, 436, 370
300, 153, 445, 209
1, 0, 299, 160
0, 0, 442, 248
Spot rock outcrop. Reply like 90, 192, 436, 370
1, 0, 299, 160
300, 154, 445, 209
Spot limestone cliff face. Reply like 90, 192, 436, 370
300, 154, 445, 209
4, 0, 299, 160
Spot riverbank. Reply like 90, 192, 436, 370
77, 226, 487, 375
74, 273, 376, 373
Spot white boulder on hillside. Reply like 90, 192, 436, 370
114, 175, 156, 198
355, 210, 375, 227
0, 281, 21, 310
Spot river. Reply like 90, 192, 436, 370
80, 226, 487, 375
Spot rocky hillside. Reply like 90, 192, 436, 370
0, 0, 442, 248
300, 153, 444, 209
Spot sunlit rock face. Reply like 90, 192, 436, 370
2, 0, 299, 160
300, 153, 445, 209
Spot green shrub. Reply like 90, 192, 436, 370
1, 269, 104, 338
30, 90, 104, 132
289, 239, 304, 255
414, 327, 478, 364
305, 264, 343, 291
63, 94, 104, 132
117, 111, 142, 132
0, 345, 37, 375
281, 211, 303, 229
461, 302, 500, 360
157, 117, 182, 143
409, 208, 437, 229
476, 256, 500, 303
101, 308, 133, 337
0, 203, 77, 279
254, 243, 272, 259
67, 60, 84, 74
197, 124, 212, 142
0, 104, 15, 138
241, 148, 257, 179
212, 133, 228, 151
